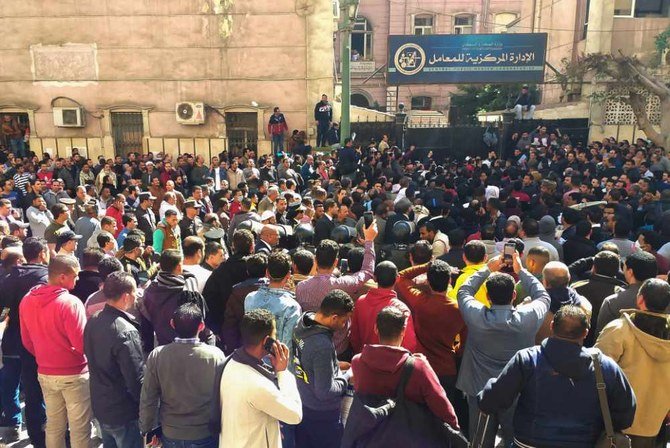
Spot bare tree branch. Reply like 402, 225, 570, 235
629, 90, 663, 145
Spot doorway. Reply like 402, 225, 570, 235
226, 112, 258, 157
1, 112, 30, 157
111, 112, 144, 155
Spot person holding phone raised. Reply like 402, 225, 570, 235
218, 309, 302, 448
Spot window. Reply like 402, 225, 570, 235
582, 0, 590, 40
493, 13, 517, 33
614, 0, 670, 17
454, 14, 475, 34
411, 96, 432, 110
413, 15, 434, 35
351, 17, 372, 60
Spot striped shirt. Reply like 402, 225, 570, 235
295, 241, 375, 354
13, 172, 31, 195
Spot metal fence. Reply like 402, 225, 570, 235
350, 116, 591, 163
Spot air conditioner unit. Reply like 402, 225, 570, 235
176, 102, 205, 125
53, 107, 85, 127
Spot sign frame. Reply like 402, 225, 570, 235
387, 33, 548, 85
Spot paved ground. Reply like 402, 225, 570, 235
0, 425, 102, 448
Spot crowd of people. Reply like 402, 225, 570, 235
0, 114, 668, 448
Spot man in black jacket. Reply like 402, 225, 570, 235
313, 199, 338, 246
139, 249, 214, 354
562, 220, 597, 265
314, 94, 332, 148
84, 272, 144, 448
337, 138, 358, 181
571, 250, 627, 347
0, 237, 48, 446
202, 229, 254, 333
135, 192, 157, 245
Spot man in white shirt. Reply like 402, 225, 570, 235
181, 237, 212, 293
218, 309, 302, 448
27, 196, 53, 239
159, 192, 181, 221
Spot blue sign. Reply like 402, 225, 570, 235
388, 33, 547, 84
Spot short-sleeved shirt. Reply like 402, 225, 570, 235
44, 222, 68, 245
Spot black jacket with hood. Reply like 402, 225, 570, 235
139, 271, 214, 354
0, 263, 48, 357
292, 312, 350, 412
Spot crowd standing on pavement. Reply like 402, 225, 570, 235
0, 103, 669, 448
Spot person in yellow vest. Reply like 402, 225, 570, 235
448, 240, 489, 306
153, 209, 181, 254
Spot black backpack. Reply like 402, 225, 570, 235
341, 356, 468, 448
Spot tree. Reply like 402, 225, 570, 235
557, 26, 670, 148
449, 83, 538, 125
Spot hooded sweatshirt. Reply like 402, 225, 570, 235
292, 312, 351, 411
350, 288, 417, 354
351, 345, 458, 428
0, 263, 48, 357
19, 284, 88, 375
480, 338, 636, 448
596, 310, 670, 436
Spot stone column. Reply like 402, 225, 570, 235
303, 0, 336, 145
584, 0, 614, 139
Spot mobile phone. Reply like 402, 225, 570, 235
0, 307, 9, 321
339, 259, 349, 274
263, 337, 277, 355
144, 426, 162, 446
363, 211, 374, 229
503, 242, 516, 267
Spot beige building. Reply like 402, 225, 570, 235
336, 0, 523, 115
511, 0, 670, 142
0, 0, 334, 160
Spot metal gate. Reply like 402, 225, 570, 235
111, 112, 144, 155
226, 112, 258, 157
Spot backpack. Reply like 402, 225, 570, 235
341, 356, 468, 448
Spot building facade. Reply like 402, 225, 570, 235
511, 0, 670, 142
0, 0, 334, 160
336, 0, 523, 115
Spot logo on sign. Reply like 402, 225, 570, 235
394, 43, 426, 76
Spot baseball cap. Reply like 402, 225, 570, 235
184, 200, 202, 209
56, 230, 82, 246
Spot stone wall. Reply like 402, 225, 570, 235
0, 0, 334, 158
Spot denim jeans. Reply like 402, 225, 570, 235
272, 134, 285, 155
100, 419, 143, 448
9, 138, 25, 157
1, 357, 20, 426
316, 121, 330, 147
468, 394, 515, 448
19, 351, 46, 448
295, 407, 342, 448
161, 435, 218, 448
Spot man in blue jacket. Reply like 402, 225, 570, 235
479, 305, 636, 448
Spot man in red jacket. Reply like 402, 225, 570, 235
105, 193, 126, 238
20, 255, 91, 448
351, 305, 458, 429
350, 261, 417, 354
395, 260, 469, 434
